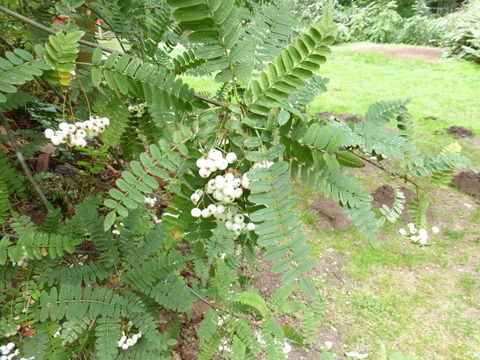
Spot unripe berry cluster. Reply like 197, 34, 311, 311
117, 331, 142, 350
398, 224, 440, 245
128, 103, 147, 117
190, 149, 255, 235
44, 116, 110, 147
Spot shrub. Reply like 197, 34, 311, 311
444, 0, 480, 63
341, 1, 405, 43
0, 0, 474, 359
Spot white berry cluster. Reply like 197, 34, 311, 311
399, 224, 440, 245
117, 331, 142, 350
190, 149, 255, 235
196, 149, 238, 178
128, 103, 147, 118
44, 116, 110, 147
0, 342, 34, 360
144, 196, 157, 207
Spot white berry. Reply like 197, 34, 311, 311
191, 208, 202, 217
191, 193, 201, 204
233, 188, 243, 198
226, 152, 237, 164
44, 128, 54, 139
208, 149, 222, 161
223, 186, 235, 196
201, 208, 211, 218
215, 175, 226, 189
234, 214, 244, 223
199, 168, 210, 178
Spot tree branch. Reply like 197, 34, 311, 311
193, 94, 228, 107
0, 5, 228, 108
0, 34, 15, 51
348, 149, 421, 188
0, 232, 20, 239
0, 112, 50, 210
0, 5, 115, 53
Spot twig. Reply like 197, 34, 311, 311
188, 286, 236, 317
94, 137, 124, 170
193, 94, 228, 107
0, 34, 15, 51
0, 112, 50, 210
0, 5, 114, 53
0, 232, 20, 238
348, 149, 420, 188
0, 5, 228, 109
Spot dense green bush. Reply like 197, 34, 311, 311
438, 0, 480, 62
299, 0, 480, 63
345, 1, 404, 43
0, 0, 474, 359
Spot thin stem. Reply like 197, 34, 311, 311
0, 34, 15, 51
193, 94, 228, 107
0, 5, 114, 53
349, 149, 421, 188
0, 112, 50, 210
0, 232, 20, 238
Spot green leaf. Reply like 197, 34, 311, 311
103, 211, 116, 231
337, 151, 365, 168
299, 277, 315, 300
244, 137, 263, 148
234, 291, 268, 318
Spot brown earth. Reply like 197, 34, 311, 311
317, 112, 364, 123
372, 185, 417, 222
446, 126, 475, 138
339, 44, 444, 62
310, 196, 352, 231
452, 171, 480, 196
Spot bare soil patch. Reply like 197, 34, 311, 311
317, 112, 364, 123
452, 171, 480, 197
310, 196, 352, 231
371, 185, 416, 222
339, 44, 444, 62
446, 126, 475, 138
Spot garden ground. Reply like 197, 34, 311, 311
185, 43, 480, 359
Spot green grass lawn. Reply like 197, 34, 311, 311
183, 44, 480, 359
311, 47, 480, 163
184, 44, 480, 163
